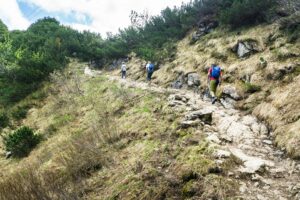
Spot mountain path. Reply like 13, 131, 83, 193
87, 68, 300, 200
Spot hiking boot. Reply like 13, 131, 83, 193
212, 97, 217, 104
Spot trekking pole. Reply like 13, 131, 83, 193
206, 79, 210, 98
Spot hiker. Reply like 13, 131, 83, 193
121, 62, 126, 79
146, 61, 154, 81
207, 63, 222, 104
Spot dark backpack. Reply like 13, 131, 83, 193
148, 63, 154, 72
211, 66, 221, 79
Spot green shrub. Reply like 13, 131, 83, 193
219, 0, 277, 28
279, 13, 300, 43
242, 82, 261, 93
0, 111, 9, 128
2, 126, 42, 157
11, 105, 30, 120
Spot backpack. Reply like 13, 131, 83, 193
148, 63, 154, 72
211, 66, 221, 79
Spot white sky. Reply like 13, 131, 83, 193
0, 0, 191, 36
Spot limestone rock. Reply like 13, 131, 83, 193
187, 73, 200, 87
171, 72, 200, 90
230, 148, 274, 174
185, 109, 213, 124
5, 151, 12, 159
214, 150, 231, 158
219, 134, 233, 143
240, 159, 266, 174
222, 85, 241, 100
168, 100, 186, 107
270, 167, 286, 178
262, 140, 273, 145
207, 134, 221, 144
181, 120, 201, 128
232, 40, 261, 58
84, 67, 95, 77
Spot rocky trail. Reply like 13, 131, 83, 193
87, 68, 300, 199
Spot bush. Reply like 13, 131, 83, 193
11, 105, 30, 120
0, 111, 9, 129
2, 126, 42, 157
219, 0, 277, 28
242, 82, 261, 93
279, 12, 300, 43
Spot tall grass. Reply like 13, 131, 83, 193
0, 69, 122, 200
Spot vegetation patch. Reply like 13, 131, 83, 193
0, 111, 9, 129
219, 0, 278, 28
241, 81, 261, 94
2, 126, 42, 158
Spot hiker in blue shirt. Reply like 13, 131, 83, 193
146, 61, 154, 81
207, 63, 222, 104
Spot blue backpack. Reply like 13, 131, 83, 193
211, 66, 221, 79
148, 63, 154, 72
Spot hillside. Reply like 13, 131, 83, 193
0, 59, 299, 199
118, 15, 300, 159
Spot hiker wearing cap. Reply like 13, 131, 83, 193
207, 63, 222, 104
121, 62, 127, 79
146, 61, 154, 81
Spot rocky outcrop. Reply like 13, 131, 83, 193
185, 109, 213, 125
191, 17, 218, 43
171, 72, 200, 90
232, 40, 261, 58
222, 85, 242, 100
187, 73, 201, 87
230, 148, 274, 174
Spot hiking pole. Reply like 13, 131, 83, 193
206, 79, 211, 99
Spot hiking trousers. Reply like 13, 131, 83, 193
121, 71, 126, 79
147, 71, 153, 81
209, 80, 219, 97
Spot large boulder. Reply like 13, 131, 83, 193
222, 85, 242, 100
171, 72, 201, 90
185, 108, 213, 124
187, 73, 201, 87
232, 40, 261, 58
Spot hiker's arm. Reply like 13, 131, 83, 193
207, 68, 211, 84
219, 71, 223, 85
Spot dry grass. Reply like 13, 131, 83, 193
0, 60, 240, 199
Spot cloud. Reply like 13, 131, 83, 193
6, 0, 190, 36
23, 0, 190, 34
0, 0, 30, 30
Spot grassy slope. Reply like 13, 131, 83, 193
122, 21, 300, 158
0, 61, 238, 200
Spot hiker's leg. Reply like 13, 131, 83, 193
210, 80, 217, 98
149, 72, 153, 80
147, 71, 151, 81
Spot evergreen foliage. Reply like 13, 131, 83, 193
2, 126, 42, 157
